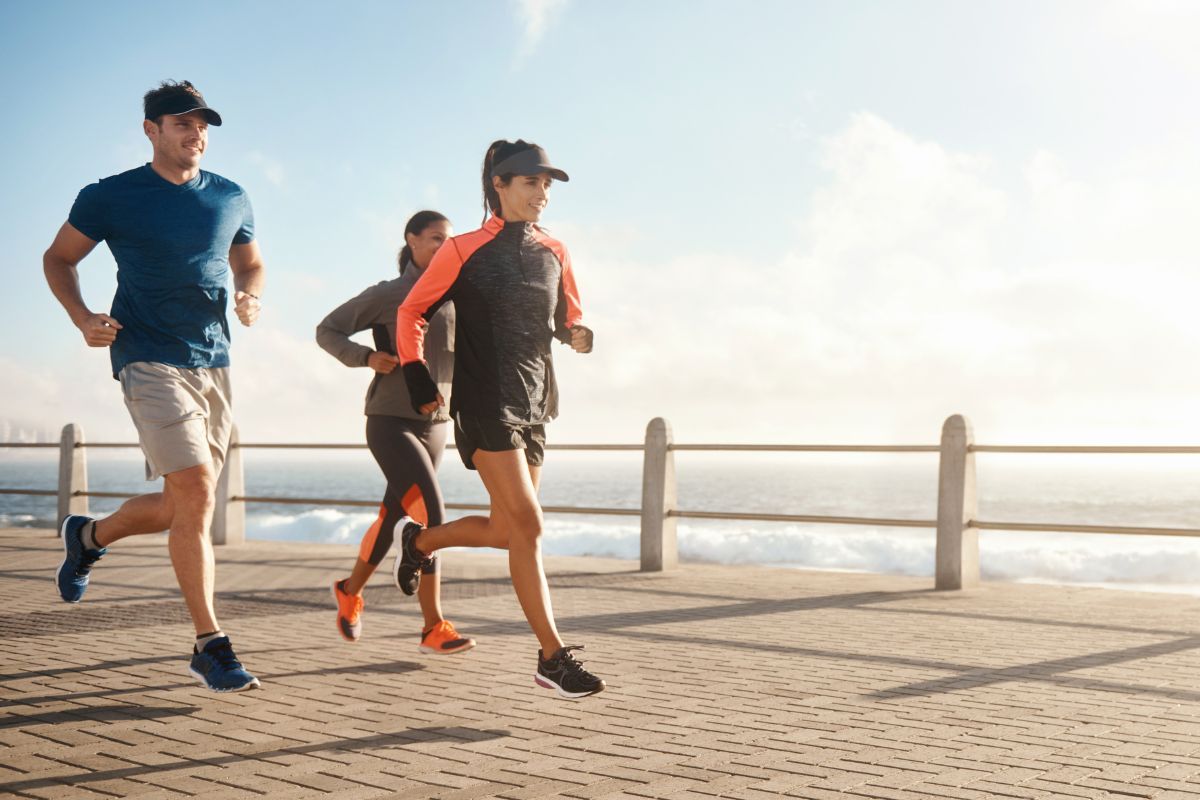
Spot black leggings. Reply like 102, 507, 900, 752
358, 416, 448, 571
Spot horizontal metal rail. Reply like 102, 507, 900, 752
971, 445, 1200, 454
9, 441, 1200, 453
673, 509, 936, 527
9, 489, 1200, 537
231, 494, 641, 517
671, 444, 939, 453
973, 520, 1200, 537
233, 443, 646, 452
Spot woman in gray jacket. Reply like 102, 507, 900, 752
316, 210, 474, 654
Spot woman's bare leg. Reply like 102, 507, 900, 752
414, 450, 563, 654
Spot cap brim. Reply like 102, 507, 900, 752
167, 106, 223, 126
514, 164, 568, 182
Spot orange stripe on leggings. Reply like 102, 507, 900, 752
357, 503, 388, 562
401, 485, 428, 527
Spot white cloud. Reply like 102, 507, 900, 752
548, 112, 1200, 445
248, 151, 286, 186
230, 322, 368, 442
513, 0, 568, 62
1095, 0, 1200, 75
1, 352, 136, 443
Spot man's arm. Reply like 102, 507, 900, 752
43, 222, 122, 347
229, 241, 265, 327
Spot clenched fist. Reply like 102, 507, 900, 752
234, 291, 261, 327
76, 313, 122, 347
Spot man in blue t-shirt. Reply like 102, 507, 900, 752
43, 80, 266, 693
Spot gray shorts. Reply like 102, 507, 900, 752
119, 362, 233, 481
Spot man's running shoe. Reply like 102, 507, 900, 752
332, 579, 364, 642
56, 515, 105, 603
419, 619, 476, 655
535, 645, 606, 699
189, 636, 261, 692
393, 518, 434, 596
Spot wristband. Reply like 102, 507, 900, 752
402, 361, 440, 413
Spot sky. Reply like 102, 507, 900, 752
2, 0, 1199, 448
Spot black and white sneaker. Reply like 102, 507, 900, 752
394, 518, 433, 596
535, 645, 606, 699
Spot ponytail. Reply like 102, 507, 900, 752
481, 139, 508, 224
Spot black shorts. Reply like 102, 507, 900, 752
453, 412, 546, 471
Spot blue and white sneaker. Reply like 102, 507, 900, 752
56, 515, 105, 603
188, 636, 261, 693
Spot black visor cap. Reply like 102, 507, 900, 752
145, 94, 223, 126
491, 145, 569, 182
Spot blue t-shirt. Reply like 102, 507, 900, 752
68, 164, 255, 377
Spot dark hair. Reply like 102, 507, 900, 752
398, 210, 450, 273
143, 80, 201, 125
481, 139, 538, 223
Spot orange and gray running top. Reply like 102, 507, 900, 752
396, 215, 585, 426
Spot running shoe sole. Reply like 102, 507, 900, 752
391, 550, 404, 590
534, 673, 605, 699
419, 639, 476, 656
55, 516, 74, 602
187, 666, 261, 693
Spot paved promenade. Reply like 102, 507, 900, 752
3, 528, 1200, 799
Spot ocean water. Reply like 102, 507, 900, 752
4, 449, 1200, 594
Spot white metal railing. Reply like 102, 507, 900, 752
3, 415, 1200, 588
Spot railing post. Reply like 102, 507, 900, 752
641, 417, 677, 571
212, 424, 245, 546
936, 414, 979, 590
57, 423, 88, 524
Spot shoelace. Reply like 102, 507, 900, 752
339, 583, 363, 616
207, 642, 244, 671
554, 646, 593, 676
75, 550, 103, 577
407, 540, 435, 569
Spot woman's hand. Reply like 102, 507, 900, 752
368, 351, 400, 374
570, 325, 593, 353
418, 393, 445, 415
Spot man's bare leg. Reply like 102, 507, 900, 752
92, 491, 174, 546
160, 463, 219, 636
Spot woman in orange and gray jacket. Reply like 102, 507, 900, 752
391, 140, 605, 699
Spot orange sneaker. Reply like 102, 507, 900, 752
419, 619, 475, 655
331, 579, 364, 642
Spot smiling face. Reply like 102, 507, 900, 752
144, 110, 208, 172
494, 172, 553, 223
406, 220, 452, 270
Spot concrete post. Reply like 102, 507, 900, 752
640, 417, 677, 572
936, 414, 979, 590
57, 423, 88, 524
212, 424, 245, 546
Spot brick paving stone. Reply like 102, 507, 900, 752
8, 530, 1200, 799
